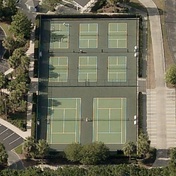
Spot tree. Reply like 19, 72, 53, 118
165, 64, 176, 85
137, 133, 150, 158
22, 137, 36, 159
80, 142, 109, 165
10, 11, 32, 39
0, 0, 3, 19
123, 141, 136, 161
0, 72, 6, 89
36, 139, 49, 159
64, 143, 82, 162
3, 0, 17, 20
20, 55, 30, 70
0, 93, 8, 116
8, 47, 25, 68
169, 148, 176, 176
0, 143, 8, 167
2, 36, 17, 56
42, 0, 60, 11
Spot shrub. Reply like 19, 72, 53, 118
64, 143, 82, 162
80, 142, 109, 165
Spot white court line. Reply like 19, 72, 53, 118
98, 132, 121, 134
9, 137, 21, 145
52, 132, 75, 134
109, 109, 111, 133
0, 129, 8, 135
3, 133, 15, 141
63, 109, 65, 133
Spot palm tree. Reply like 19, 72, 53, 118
22, 137, 36, 159
36, 139, 49, 161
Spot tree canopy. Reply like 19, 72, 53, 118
10, 11, 32, 39
123, 141, 136, 161
137, 133, 150, 158
42, 0, 61, 11
0, 143, 8, 167
64, 143, 82, 162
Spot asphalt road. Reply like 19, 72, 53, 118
0, 124, 23, 151
165, 0, 176, 62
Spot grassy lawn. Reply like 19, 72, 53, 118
14, 144, 23, 154
0, 22, 10, 36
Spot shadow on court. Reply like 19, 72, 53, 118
49, 71, 59, 78
50, 33, 67, 42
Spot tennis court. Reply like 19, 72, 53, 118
78, 56, 97, 82
108, 23, 127, 48
49, 56, 68, 82
50, 22, 70, 49
108, 56, 127, 82
93, 98, 126, 144
47, 98, 81, 144
79, 23, 98, 48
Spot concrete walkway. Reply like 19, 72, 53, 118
138, 0, 176, 167
0, 118, 30, 139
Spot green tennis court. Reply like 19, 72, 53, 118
79, 23, 98, 48
49, 56, 68, 82
78, 56, 97, 82
47, 98, 81, 144
50, 22, 69, 49
108, 23, 127, 48
93, 98, 126, 144
108, 56, 127, 82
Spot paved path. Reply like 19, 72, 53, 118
138, 0, 176, 167
8, 151, 24, 170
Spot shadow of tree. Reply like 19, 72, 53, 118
50, 33, 67, 43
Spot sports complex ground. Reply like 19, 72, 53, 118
36, 14, 139, 151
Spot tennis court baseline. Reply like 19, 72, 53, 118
108, 56, 127, 82
47, 98, 81, 144
93, 98, 126, 144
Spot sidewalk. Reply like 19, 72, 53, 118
0, 118, 30, 139
138, 0, 176, 167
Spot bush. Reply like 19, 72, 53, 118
64, 143, 82, 162
165, 64, 176, 85
80, 142, 109, 165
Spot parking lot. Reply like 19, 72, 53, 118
0, 124, 23, 151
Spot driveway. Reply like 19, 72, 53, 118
0, 124, 23, 151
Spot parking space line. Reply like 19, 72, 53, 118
3, 133, 15, 141
9, 137, 21, 145
0, 129, 8, 135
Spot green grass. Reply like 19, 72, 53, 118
14, 144, 23, 154
0, 22, 10, 36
